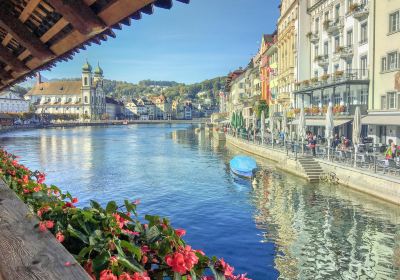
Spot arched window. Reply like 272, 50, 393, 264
84, 77, 88, 85
84, 96, 88, 103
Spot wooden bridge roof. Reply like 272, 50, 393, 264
0, 0, 189, 91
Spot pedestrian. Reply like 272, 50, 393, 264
385, 142, 397, 159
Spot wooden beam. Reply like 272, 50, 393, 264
140, 4, 154, 15
40, 18, 69, 43
0, 1, 54, 60
17, 50, 31, 61
19, 0, 41, 22
131, 11, 142, 20
0, 68, 12, 81
2, 34, 13, 47
154, 0, 173, 9
0, 45, 28, 73
47, 0, 105, 36
98, 0, 153, 25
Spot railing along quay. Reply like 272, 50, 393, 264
226, 130, 400, 179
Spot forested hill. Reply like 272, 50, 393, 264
102, 77, 226, 101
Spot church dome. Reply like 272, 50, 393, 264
94, 63, 103, 75
82, 60, 92, 72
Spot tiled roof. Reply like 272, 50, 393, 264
26, 81, 82, 96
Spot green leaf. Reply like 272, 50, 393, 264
114, 239, 126, 258
90, 200, 103, 211
146, 225, 161, 242
190, 270, 197, 280
67, 224, 89, 244
118, 256, 144, 272
92, 251, 110, 272
118, 212, 133, 222
106, 201, 117, 214
210, 266, 225, 280
120, 240, 141, 260
78, 246, 93, 261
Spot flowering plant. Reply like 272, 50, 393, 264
0, 149, 250, 280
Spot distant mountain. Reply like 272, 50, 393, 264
19, 75, 49, 89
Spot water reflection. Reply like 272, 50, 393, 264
252, 170, 400, 280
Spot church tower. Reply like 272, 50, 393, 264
93, 62, 103, 86
81, 60, 93, 119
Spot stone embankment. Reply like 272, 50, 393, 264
226, 134, 400, 205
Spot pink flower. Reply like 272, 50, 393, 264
38, 221, 47, 232
118, 273, 132, 280
132, 199, 141, 205
141, 245, 150, 254
175, 228, 186, 237
56, 231, 65, 242
36, 173, 46, 184
233, 274, 251, 280
33, 185, 41, 192
113, 213, 127, 229
215, 259, 235, 279
100, 269, 117, 280
109, 256, 118, 266
45, 220, 54, 229
23, 188, 30, 194
122, 229, 140, 236
165, 245, 199, 274
22, 175, 29, 184
64, 261, 71, 267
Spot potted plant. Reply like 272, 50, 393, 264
321, 74, 329, 81
311, 77, 319, 83
294, 108, 301, 115
348, 3, 359, 13
334, 70, 344, 77
311, 106, 320, 114
314, 55, 323, 62
335, 46, 345, 53
302, 80, 310, 86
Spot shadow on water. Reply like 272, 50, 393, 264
0, 125, 399, 280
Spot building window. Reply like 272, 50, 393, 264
361, 89, 368, 105
314, 45, 319, 58
334, 36, 340, 52
360, 56, 368, 77
84, 77, 88, 86
315, 17, 320, 33
381, 57, 387, 71
360, 22, 368, 44
389, 11, 400, 33
388, 92, 397, 109
347, 30, 353, 47
335, 4, 340, 19
388, 52, 398, 70
346, 61, 353, 72
84, 96, 88, 103
324, 41, 329, 56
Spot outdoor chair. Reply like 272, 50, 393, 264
316, 147, 327, 159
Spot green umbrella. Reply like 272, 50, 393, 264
231, 112, 235, 128
239, 111, 244, 129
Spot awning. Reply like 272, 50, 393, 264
362, 115, 400, 125
290, 118, 352, 127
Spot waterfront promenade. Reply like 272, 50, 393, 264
225, 134, 400, 205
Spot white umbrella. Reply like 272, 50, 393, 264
297, 106, 307, 154
269, 106, 275, 148
352, 106, 362, 167
282, 109, 288, 146
261, 110, 265, 145
253, 113, 257, 143
325, 102, 334, 160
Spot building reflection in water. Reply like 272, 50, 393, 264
252, 170, 400, 280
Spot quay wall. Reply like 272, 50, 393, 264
226, 135, 400, 205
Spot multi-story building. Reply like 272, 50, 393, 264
364, 0, 400, 144
292, 0, 371, 137
26, 62, 106, 120
229, 71, 246, 113
151, 94, 171, 120
267, 41, 280, 111
137, 98, 156, 120
259, 34, 277, 104
125, 99, 148, 119
105, 97, 124, 120
219, 91, 228, 113
0, 90, 29, 113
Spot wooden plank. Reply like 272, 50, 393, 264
0, 44, 29, 73
47, 0, 105, 36
83, 0, 97, 6
0, 68, 12, 80
0, 1, 54, 60
1, 34, 13, 47
50, 30, 87, 55
98, 0, 153, 26
17, 49, 31, 61
0, 180, 91, 280
19, 0, 42, 22
40, 18, 69, 43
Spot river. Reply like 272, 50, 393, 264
1, 124, 399, 280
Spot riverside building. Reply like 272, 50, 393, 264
26, 61, 106, 120
292, 0, 371, 137
364, 0, 400, 145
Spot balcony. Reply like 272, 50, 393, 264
353, 3, 369, 20
334, 46, 354, 60
315, 55, 329, 68
326, 17, 344, 35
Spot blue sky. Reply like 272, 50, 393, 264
42, 0, 280, 84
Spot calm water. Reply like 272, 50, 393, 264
1, 125, 399, 280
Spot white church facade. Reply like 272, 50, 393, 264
26, 61, 106, 120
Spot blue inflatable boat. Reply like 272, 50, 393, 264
230, 155, 257, 179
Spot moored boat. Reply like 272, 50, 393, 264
229, 155, 257, 179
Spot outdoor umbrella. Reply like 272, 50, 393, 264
239, 111, 244, 131
253, 113, 257, 143
325, 102, 334, 160
261, 110, 265, 145
352, 106, 362, 167
297, 106, 307, 154
282, 109, 288, 146
269, 106, 275, 148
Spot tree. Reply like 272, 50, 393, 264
254, 100, 269, 119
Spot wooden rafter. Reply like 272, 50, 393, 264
0, 1, 54, 60
47, 0, 105, 36
0, 68, 12, 81
0, 45, 28, 73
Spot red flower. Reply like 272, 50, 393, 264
118, 273, 132, 280
175, 228, 186, 237
215, 259, 234, 279
113, 213, 127, 229
72, 197, 78, 203
38, 221, 47, 232
141, 245, 150, 254
100, 270, 117, 280
84, 260, 94, 275
122, 229, 140, 236
141, 255, 148, 264
45, 220, 54, 229
36, 173, 46, 184
56, 231, 65, 242
23, 188, 30, 194
22, 175, 29, 184
63, 202, 76, 208
109, 256, 118, 266
33, 185, 41, 192
165, 245, 199, 274
131, 272, 150, 280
